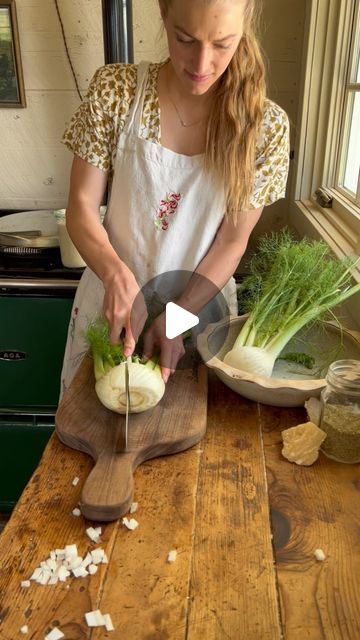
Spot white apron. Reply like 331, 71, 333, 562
60, 62, 237, 393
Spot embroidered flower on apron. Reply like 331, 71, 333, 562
154, 192, 182, 230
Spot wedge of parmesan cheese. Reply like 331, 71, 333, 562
281, 421, 327, 465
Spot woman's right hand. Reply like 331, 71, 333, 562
102, 268, 148, 356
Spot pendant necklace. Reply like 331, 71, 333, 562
169, 95, 204, 128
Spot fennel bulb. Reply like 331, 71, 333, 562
224, 230, 360, 377
85, 318, 165, 413
95, 360, 165, 413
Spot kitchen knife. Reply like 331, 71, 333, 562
117, 357, 131, 452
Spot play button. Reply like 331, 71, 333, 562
129, 270, 231, 370
165, 302, 199, 339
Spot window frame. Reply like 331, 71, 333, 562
289, 0, 360, 271
335, 0, 360, 204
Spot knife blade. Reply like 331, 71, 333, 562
124, 357, 130, 451
116, 357, 131, 452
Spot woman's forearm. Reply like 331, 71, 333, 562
176, 239, 245, 314
66, 203, 127, 286
176, 208, 263, 314
65, 156, 131, 286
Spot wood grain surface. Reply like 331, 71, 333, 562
0, 375, 359, 639
261, 404, 360, 640
186, 377, 281, 639
55, 356, 208, 521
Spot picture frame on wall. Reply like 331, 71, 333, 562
0, 0, 26, 107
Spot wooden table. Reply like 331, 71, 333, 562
0, 375, 359, 639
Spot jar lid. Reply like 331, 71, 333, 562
326, 359, 360, 394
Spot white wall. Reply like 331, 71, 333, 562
0, 0, 104, 210
0, 0, 306, 221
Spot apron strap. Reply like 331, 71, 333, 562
124, 61, 150, 135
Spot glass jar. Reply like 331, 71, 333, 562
320, 359, 360, 463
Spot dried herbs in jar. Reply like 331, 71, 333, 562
320, 359, 360, 464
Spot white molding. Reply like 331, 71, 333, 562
289, 200, 360, 277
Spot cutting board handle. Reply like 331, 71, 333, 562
80, 451, 135, 522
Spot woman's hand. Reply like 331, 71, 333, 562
103, 268, 147, 356
142, 312, 185, 382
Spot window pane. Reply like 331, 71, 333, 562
342, 92, 360, 196
354, 4, 360, 82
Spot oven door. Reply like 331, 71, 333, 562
0, 284, 74, 511
0, 286, 74, 410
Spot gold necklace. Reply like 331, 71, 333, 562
169, 95, 204, 128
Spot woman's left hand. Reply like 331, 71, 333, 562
142, 312, 185, 382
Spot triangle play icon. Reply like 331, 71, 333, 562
165, 302, 199, 339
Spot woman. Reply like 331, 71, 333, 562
60, 0, 289, 392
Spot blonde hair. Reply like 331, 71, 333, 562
160, 0, 266, 221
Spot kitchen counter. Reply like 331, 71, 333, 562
0, 374, 359, 639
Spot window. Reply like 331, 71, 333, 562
336, 1, 360, 205
290, 0, 360, 264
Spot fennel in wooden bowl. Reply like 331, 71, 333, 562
197, 315, 360, 406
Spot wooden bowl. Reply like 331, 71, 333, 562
197, 315, 360, 407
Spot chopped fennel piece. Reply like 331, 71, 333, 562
85, 609, 106, 627
86, 526, 101, 542
103, 613, 115, 631
122, 517, 139, 530
21, 580, 31, 588
72, 507, 81, 517
58, 566, 70, 582
46, 558, 58, 572
130, 502, 138, 514
90, 548, 106, 564
167, 549, 177, 563
65, 544, 78, 558
44, 628, 65, 640
72, 476, 80, 486
81, 552, 92, 568
88, 564, 98, 575
38, 571, 51, 585
314, 548, 326, 561
72, 566, 89, 578
30, 567, 42, 581
68, 556, 83, 570
20, 626, 29, 634
27, 542, 107, 587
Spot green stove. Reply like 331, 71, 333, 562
0, 212, 81, 511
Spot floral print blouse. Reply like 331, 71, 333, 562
62, 62, 290, 208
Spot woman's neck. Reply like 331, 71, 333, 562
164, 61, 213, 113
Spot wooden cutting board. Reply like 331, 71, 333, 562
55, 355, 207, 522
